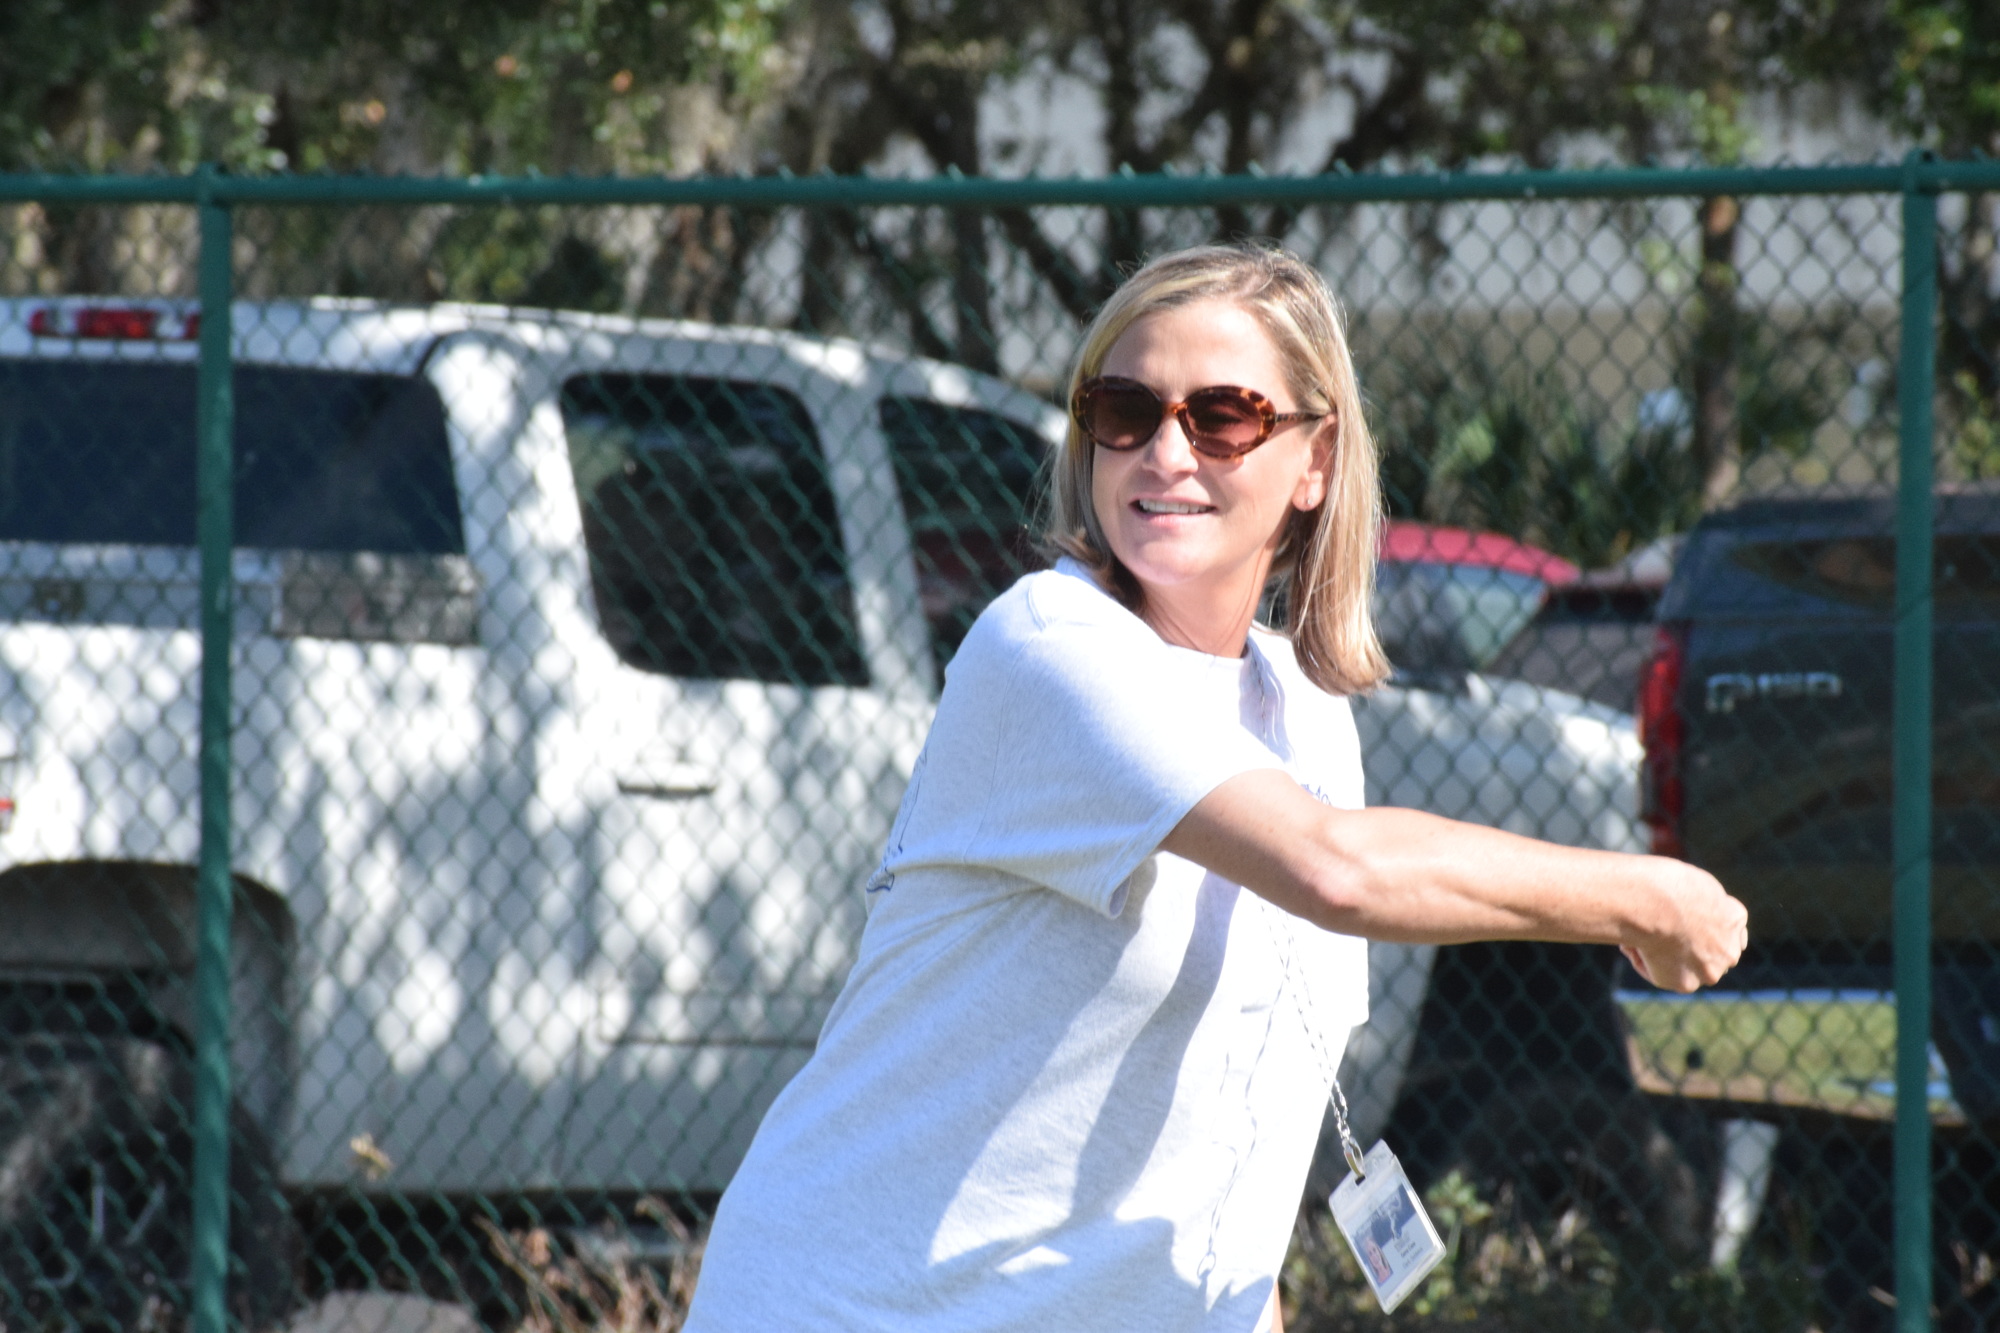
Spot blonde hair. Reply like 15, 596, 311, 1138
1040, 243, 1389, 695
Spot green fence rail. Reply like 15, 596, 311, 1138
0, 156, 1990, 1331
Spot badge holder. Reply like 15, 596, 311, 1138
1325, 1079, 1447, 1314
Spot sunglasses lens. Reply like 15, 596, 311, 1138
1075, 380, 1278, 455
1083, 384, 1163, 449
1184, 389, 1267, 454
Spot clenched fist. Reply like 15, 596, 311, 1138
1622, 860, 1749, 993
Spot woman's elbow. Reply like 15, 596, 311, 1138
1288, 825, 1377, 933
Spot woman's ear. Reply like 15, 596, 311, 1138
1291, 414, 1337, 511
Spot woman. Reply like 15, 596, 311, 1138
682, 244, 1746, 1332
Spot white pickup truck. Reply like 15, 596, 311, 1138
0, 299, 1641, 1316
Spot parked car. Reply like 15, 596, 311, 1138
0, 299, 1644, 1316
1372, 519, 1579, 683
1488, 536, 1680, 712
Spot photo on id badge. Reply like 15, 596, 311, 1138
1331, 1142, 1446, 1313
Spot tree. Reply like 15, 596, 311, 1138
1, 0, 798, 178
0, 0, 1779, 294
9, 0, 1882, 535
0, 0, 793, 299
1749, 0, 2000, 478
7, 0, 1828, 559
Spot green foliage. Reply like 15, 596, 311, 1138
1379, 356, 1702, 570
1377, 302, 1835, 570
1750, 0, 2000, 484
0, 0, 280, 175
1951, 368, 2000, 480
1355, 0, 1764, 170
1752, 0, 2000, 156
0, 0, 786, 178
1281, 1168, 1823, 1333
1, 0, 1821, 394
0, 0, 1806, 185
426, 209, 623, 311
1731, 324, 1838, 463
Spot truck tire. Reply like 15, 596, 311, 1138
0, 992, 297, 1330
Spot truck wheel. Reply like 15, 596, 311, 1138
0, 1021, 298, 1329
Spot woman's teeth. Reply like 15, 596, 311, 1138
1136, 499, 1211, 514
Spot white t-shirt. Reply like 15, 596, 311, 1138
684, 560, 1369, 1333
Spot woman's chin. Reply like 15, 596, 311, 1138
1115, 550, 1261, 606
1111, 546, 1209, 591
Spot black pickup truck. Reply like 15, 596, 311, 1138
1640, 489, 2000, 1117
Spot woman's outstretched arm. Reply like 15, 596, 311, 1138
1161, 769, 1747, 993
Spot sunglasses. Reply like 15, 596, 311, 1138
1070, 376, 1328, 459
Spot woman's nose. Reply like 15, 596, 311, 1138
1141, 409, 1200, 473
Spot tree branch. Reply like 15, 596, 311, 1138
993, 205, 1120, 323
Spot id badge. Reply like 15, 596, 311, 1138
1329, 1140, 1447, 1314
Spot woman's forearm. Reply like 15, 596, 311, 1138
1299, 806, 1681, 944
1163, 769, 1747, 992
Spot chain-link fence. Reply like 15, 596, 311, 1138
0, 160, 1989, 1331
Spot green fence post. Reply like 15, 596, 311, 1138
192, 162, 237, 1333
1893, 152, 1938, 1333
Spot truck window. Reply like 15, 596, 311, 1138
878, 397, 1043, 674
0, 360, 463, 554
559, 374, 868, 687
1374, 560, 1546, 674
1727, 534, 2000, 612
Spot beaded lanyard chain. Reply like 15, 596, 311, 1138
1243, 644, 1371, 1181
1267, 899, 1370, 1180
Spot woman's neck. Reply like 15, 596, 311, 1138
1132, 567, 1269, 658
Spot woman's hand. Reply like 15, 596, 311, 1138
1620, 860, 1749, 993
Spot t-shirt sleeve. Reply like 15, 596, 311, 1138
877, 575, 1284, 917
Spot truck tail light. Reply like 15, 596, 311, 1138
1638, 622, 1687, 857
27, 306, 197, 340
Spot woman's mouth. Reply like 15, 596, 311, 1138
1133, 498, 1214, 515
